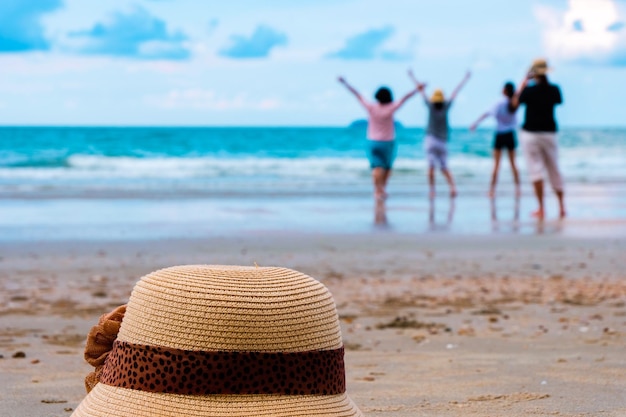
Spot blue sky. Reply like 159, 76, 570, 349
0, 0, 625, 126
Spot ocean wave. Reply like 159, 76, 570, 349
0, 153, 70, 169
0, 155, 371, 181
0, 151, 622, 183
0, 142, 624, 188
67, 155, 376, 178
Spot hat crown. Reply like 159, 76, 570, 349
530, 58, 550, 74
431, 89, 445, 103
117, 265, 343, 352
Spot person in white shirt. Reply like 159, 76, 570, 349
470, 81, 521, 198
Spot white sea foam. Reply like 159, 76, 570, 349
0, 150, 622, 185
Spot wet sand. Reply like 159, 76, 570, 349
1, 233, 625, 416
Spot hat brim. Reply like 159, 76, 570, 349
72, 383, 364, 417
530, 66, 551, 76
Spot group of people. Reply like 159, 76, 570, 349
338, 58, 566, 220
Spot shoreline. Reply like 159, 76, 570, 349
2, 190, 626, 242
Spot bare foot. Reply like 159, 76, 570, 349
531, 209, 544, 220
488, 189, 495, 199
450, 188, 457, 198
429, 189, 436, 199
515, 185, 521, 198
374, 191, 388, 201
559, 209, 566, 219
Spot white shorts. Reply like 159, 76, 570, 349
519, 130, 564, 191
424, 135, 448, 170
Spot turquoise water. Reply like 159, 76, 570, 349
1, 126, 624, 197
0, 126, 624, 239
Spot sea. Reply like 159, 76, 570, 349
1, 126, 625, 240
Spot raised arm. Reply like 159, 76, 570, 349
449, 70, 471, 102
469, 112, 490, 132
407, 69, 428, 101
337, 76, 365, 104
395, 85, 421, 109
511, 72, 532, 110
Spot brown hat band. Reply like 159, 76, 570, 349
100, 341, 346, 396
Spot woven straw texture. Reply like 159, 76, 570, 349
73, 384, 362, 417
72, 265, 363, 417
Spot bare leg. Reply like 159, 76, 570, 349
532, 179, 544, 219
428, 166, 436, 199
490, 149, 502, 198
555, 189, 566, 218
381, 169, 392, 199
441, 168, 456, 198
372, 168, 385, 200
508, 149, 521, 196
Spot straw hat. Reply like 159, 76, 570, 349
430, 89, 445, 103
528, 58, 551, 76
72, 265, 363, 417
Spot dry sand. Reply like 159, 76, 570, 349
1, 233, 625, 416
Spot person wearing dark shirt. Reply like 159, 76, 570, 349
409, 69, 471, 199
513, 58, 566, 220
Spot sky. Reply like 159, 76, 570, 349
0, 0, 625, 127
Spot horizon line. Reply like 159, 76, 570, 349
1, 124, 625, 129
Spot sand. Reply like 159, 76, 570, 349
1, 233, 625, 416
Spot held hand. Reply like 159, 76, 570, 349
465, 70, 471, 80
469, 124, 477, 132
337, 76, 346, 84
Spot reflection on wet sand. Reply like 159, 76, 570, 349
429, 197, 455, 231
490, 195, 520, 233
374, 199, 390, 229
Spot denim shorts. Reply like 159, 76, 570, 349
367, 140, 396, 169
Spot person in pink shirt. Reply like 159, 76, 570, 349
338, 76, 420, 201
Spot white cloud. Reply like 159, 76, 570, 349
218, 25, 287, 59
0, 54, 105, 76
0, 0, 62, 52
147, 88, 282, 111
258, 98, 280, 110
325, 25, 415, 61
67, 6, 191, 60
536, 0, 626, 65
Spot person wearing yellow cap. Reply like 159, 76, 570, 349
409, 69, 471, 198
512, 58, 566, 220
